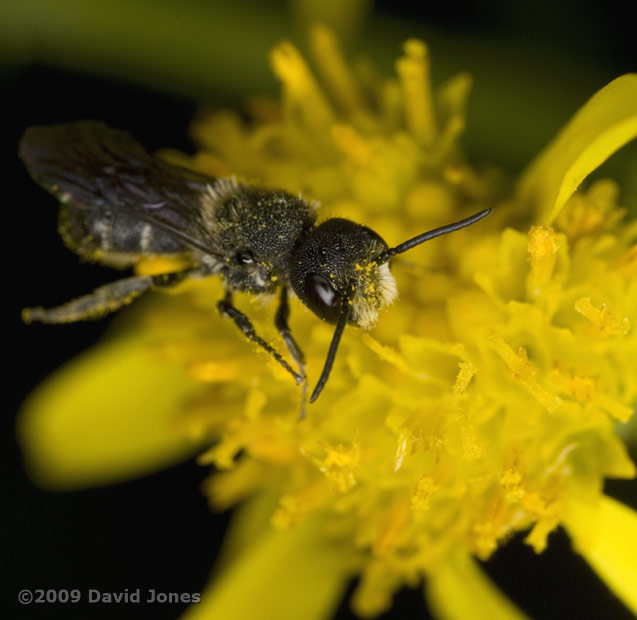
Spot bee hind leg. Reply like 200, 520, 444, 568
22, 272, 188, 324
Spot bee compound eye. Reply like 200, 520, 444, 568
303, 273, 342, 324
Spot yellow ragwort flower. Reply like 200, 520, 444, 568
19, 26, 637, 620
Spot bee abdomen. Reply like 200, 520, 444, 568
59, 202, 184, 267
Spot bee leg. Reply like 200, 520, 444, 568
217, 292, 303, 385
22, 271, 189, 324
275, 287, 307, 418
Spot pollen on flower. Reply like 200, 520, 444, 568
574, 296, 631, 337
551, 369, 597, 402
310, 434, 362, 494
527, 224, 559, 292
453, 361, 477, 397
550, 367, 632, 421
500, 468, 525, 503
362, 334, 416, 379
485, 332, 561, 412
460, 422, 482, 461
412, 475, 440, 511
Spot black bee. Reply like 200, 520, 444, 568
20, 122, 491, 409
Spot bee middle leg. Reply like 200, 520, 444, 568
275, 287, 307, 417
217, 292, 303, 385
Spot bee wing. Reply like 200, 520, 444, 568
19, 121, 224, 258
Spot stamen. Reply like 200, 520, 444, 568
396, 40, 437, 146
527, 225, 559, 295
310, 25, 364, 114
574, 297, 631, 337
269, 40, 334, 131
331, 124, 373, 166
486, 332, 561, 412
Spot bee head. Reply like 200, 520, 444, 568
291, 209, 492, 403
290, 218, 397, 329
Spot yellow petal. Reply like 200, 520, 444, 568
564, 495, 637, 615
426, 554, 529, 620
182, 517, 350, 620
18, 335, 202, 489
516, 74, 637, 223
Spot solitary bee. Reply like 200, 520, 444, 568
20, 122, 491, 408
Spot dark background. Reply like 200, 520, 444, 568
3, 1, 637, 618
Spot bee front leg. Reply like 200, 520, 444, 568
217, 292, 303, 386
275, 287, 307, 418
22, 271, 189, 324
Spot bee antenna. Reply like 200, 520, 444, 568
309, 303, 350, 403
375, 208, 492, 264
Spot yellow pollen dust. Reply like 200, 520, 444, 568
411, 475, 440, 511
311, 433, 362, 494
486, 332, 561, 411
562, 372, 597, 402
547, 367, 632, 420
500, 468, 525, 503
460, 422, 482, 461
453, 361, 477, 398
527, 224, 558, 291
571, 375, 595, 402
574, 297, 631, 337
362, 334, 418, 380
